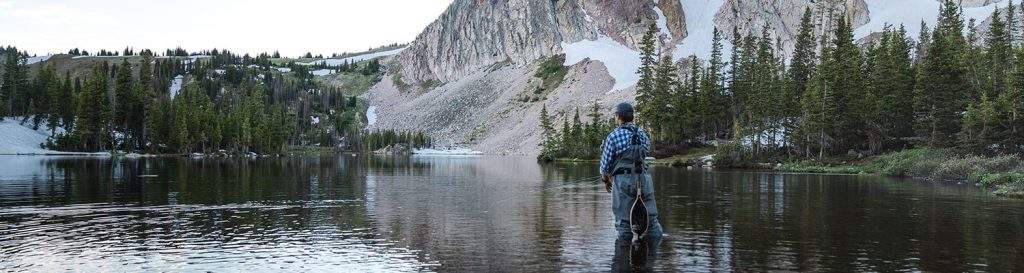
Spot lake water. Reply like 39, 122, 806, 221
1, 155, 1022, 272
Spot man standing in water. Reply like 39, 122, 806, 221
600, 102, 663, 242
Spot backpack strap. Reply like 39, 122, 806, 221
621, 125, 646, 174
624, 126, 641, 145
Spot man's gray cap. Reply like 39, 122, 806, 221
615, 102, 634, 117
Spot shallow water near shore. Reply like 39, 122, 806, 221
1, 155, 1022, 272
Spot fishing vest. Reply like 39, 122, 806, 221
611, 126, 647, 176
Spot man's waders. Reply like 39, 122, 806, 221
610, 126, 662, 243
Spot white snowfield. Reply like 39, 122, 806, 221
652, 2, 673, 41
71, 55, 124, 59
169, 75, 184, 99
855, 0, 1011, 41
0, 117, 96, 155
366, 106, 378, 126
276, 67, 292, 73
311, 69, 335, 76
674, 0, 729, 62
412, 148, 483, 156
561, 35, 642, 92
26, 55, 52, 65
298, 47, 406, 66
155, 55, 211, 62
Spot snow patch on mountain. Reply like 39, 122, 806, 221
26, 55, 51, 65
155, 55, 211, 62
561, 36, 641, 91
653, 4, 673, 41
169, 75, 183, 99
366, 106, 378, 126
412, 148, 483, 156
299, 47, 406, 66
0, 118, 61, 155
311, 69, 334, 76
673, 0, 728, 61
855, 0, 1010, 41
72, 55, 122, 59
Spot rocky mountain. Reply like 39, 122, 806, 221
366, 0, 1014, 155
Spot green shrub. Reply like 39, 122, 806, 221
993, 177, 1024, 197
391, 73, 409, 91
979, 172, 1024, 187
534, 54, 568, 92
713, 142, 756, 168
931, 156, 986, 181
871, 148, 932, 176
777, 161, 865, 174
773, 147, 1024, 197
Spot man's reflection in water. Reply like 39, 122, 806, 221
611, 236, 662, 272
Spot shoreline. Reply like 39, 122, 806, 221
9, 147, 1021, 198
547, 147, 1024, 198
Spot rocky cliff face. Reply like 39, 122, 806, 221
393, 0, 679, 87
714, 0, 869, 56
394, 0, 594, 86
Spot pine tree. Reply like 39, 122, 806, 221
787, 7, 817, 110
1002, 37, 1024, 153
751, 25, 783, 152
653, 51, 677, 141
731, 32, 757, 142
538, 104, 556, 159
58, 73, 76, 129
916, 21, 931, 63
917, 0, 968, 148
570, 108, 584, 157
878, 26, 917, 148
801, 18, 841, 156
986, 8, 1011, 98
700, 28, 727, 141
586, 101, 605, 157
826, 16, 866, 153
560, 116, 571, 157
960, 94, 1006, 154
30, 65, 54, 129
137, 51, 155, 147
1008, 1, 1019, 43
77, 65, 113, 151
114, 60, 136, 150
677, 56, 701, 144
44, 67, 63, 136
798, 70, 828, 158
864, 35, 885, 153
1, 49, 28, 116
635, 24, 660, 133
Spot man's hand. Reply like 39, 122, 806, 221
602, 174, 612, 193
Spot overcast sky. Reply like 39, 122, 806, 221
0, 0, 453, 57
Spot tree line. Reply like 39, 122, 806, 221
644, 0, 1024, 163
29, 53, 295, 154
1, 45, 386, 154
361, 129, 433, 152
540, 0, 1023, 162
538, 102, 615, 160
